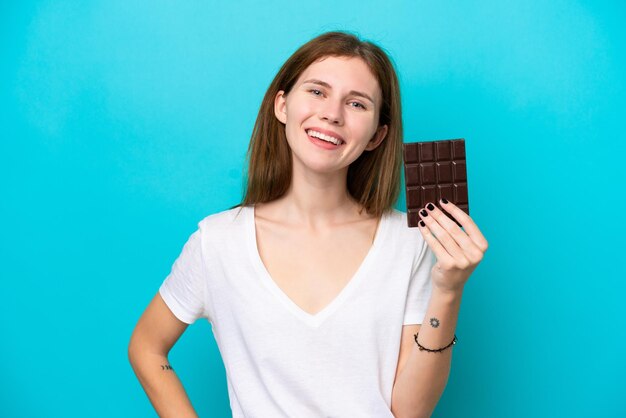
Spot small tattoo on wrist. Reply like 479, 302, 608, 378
429, 317, 440, 328
161, 364, 174, 371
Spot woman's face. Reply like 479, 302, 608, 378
274, 56, 388, 176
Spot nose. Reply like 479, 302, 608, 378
319, 99, 343, 125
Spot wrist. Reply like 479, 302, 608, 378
431, 286, 464, 302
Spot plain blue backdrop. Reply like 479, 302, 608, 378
2, 1, 625, 417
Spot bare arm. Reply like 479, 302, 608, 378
391, 288, 462, 418
128, 292, 199, 418
391, 199, 487, 417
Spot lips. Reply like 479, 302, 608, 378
304, 127, 345, 144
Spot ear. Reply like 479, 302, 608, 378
364, 124, 388, 151
274, 90, 287, 124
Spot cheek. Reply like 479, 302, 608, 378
293, 101, 316, 121
353, 115, 379, 140
285, 104, 315, 136
286, 96, 313, 116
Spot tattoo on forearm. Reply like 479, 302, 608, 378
429, 317, 440, 328
160, 364, 174, 371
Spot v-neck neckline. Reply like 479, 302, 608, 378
245, 205, 390, 328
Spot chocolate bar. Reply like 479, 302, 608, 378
403, 139, 470, 228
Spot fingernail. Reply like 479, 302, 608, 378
441, 197, 449, 204
426, 203, 435, 211
419, 220, 426, 227
420, 209, 428, 217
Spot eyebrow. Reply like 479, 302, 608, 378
301, 78, 375, 105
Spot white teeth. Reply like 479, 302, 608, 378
307, 130, 342, 145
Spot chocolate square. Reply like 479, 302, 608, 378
403, 139, 470, 228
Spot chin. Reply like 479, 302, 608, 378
291, 157, 335, 174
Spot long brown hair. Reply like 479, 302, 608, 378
234, 31, 403, 217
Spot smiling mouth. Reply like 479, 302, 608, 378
306, 129, 344, 146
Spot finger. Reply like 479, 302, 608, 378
417, 217, 453, 266
418, 207, 467, 263
439, 199, 489, 252
424, 202, 484, 261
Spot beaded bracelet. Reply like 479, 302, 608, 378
414, 332, 458, 353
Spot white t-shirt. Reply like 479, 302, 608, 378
159, 205, 434, 418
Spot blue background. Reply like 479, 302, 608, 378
2, 1, 625, 417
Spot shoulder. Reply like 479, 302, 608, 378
385, 208, 415, 236
195, 205, 249, 237
384, 207, 426, 251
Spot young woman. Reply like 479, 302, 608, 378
128, 31, 488, 418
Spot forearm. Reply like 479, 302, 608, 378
391, 288, 463, 418
129, 350, 199, 418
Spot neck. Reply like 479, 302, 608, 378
269, 165, 364, 228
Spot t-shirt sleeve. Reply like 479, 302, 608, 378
158, 228, 207, 325
403, 239, 435, 325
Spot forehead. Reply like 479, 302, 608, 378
297, 56, 382, 102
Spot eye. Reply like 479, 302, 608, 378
309, 89, 324, 96
350, 102, 365, 109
